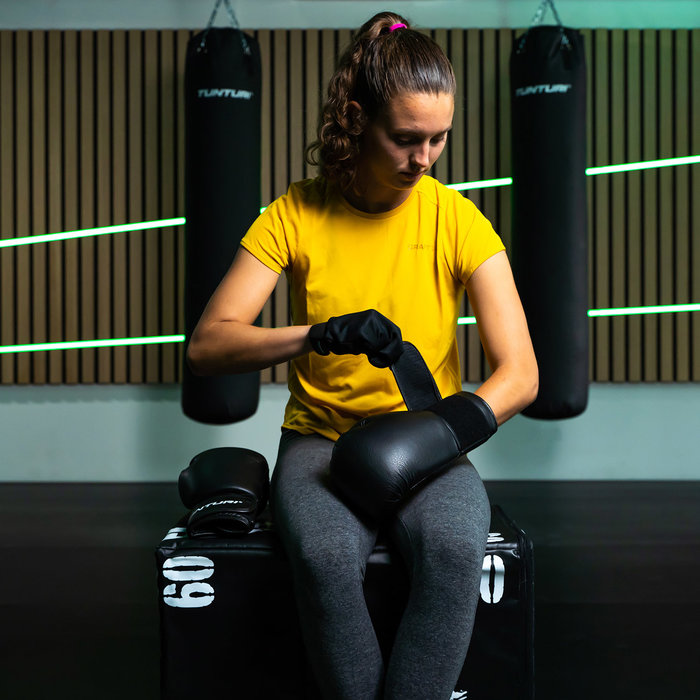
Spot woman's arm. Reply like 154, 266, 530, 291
186, 248, 312, 375
465, 250, 539, 425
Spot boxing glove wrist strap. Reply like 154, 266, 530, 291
389, 341, 442, 411
390, 341, 497, 450
427, 391, 497, 453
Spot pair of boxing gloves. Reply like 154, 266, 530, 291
180, 309, 496, 531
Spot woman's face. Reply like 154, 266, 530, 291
355, 91, 454, 203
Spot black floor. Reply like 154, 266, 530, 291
1, 481, 698, 699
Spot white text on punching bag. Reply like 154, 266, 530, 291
197, 88, 254, 99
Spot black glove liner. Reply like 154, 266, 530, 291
308, 309, 403, 368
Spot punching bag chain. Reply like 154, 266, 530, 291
199, 0, 251, 56
517, 0, 570, 54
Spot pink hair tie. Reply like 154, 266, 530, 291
389, 23, 407, 32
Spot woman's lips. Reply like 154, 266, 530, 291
399, 171, 424, 182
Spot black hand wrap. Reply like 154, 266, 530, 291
179, 447, 269, 536
308, 309, 403, 368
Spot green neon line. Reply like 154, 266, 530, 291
459, 302, 700, 326
0, 334, 185, 354
586, 155, 700, 176
449, 154, 698, 192
2, 156, 697, 245
587, 303, 700, 318
447, 177, 513, 192
2, 302, 699, 353
0, 217, 186, 249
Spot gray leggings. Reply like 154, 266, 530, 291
271, 429, 491, 700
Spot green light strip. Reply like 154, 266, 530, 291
447, 177, 513, 191
588, 303, 700, 318
585, 155, 700, 176
1, 302, 699, 353
459, 302, 700, 326
449, 154, 699, 192
3, 155, 697, 248
0, 217, 186, 249
0, 334, 185, 355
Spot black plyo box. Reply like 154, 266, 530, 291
156, 504, 534, 699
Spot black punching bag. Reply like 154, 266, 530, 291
510, 10, 588, 419
182, 20, 261, 424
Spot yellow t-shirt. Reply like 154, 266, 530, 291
240, 175, 505, 440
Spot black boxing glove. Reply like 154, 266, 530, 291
178, 447, 269, 536
308, 309, 403, 368
329, 392, 497, 522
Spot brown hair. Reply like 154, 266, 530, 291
305, 12, 456, 192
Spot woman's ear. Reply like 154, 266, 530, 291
346, 100, 364, 130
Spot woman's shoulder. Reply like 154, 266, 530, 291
286, 176, 333, 209
415, 176, 477, 213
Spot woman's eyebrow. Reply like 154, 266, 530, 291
393, 125, 453, 136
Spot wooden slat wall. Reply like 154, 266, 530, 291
0, 28, 697, 385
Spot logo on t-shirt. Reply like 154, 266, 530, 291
408, 243, 434, 251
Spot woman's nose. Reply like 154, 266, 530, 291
410, 142, 430, 170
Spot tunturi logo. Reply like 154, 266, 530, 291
515, 83, 572, 97
197, 88, 254, 99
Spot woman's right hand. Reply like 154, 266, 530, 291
308, 309, 403, 368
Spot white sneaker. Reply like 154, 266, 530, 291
451, 691, 468, 700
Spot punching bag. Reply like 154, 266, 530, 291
182, 3, 261, 424
510, 1, 588, 419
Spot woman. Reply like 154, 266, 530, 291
187, 11, 538, 700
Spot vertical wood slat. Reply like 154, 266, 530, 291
304, 29, 320, 180
112, 30, 128, 383
96, 30, 112, 382
31, 31, 47, 383
674, 30, 690, 381
626, 29, 643, 382
0, 32, 15, 382
693, 30, 700, 381
14, 32, 31, 384
1, 28, 698, 387
658, 29, 674, 381
127, 29, 144, 383
143, 30, 160, 382
79, 30, 96, 382
594, 29, 611, 382
160, 30, 177, 383
610, 29, 626, 381
642, 29, 659, 381
63, 30, 80, 383
176, 30, 191, 385
47, 30, 63, 383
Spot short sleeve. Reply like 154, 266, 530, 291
453, 195, 505, 285
239, 191, 294, 274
